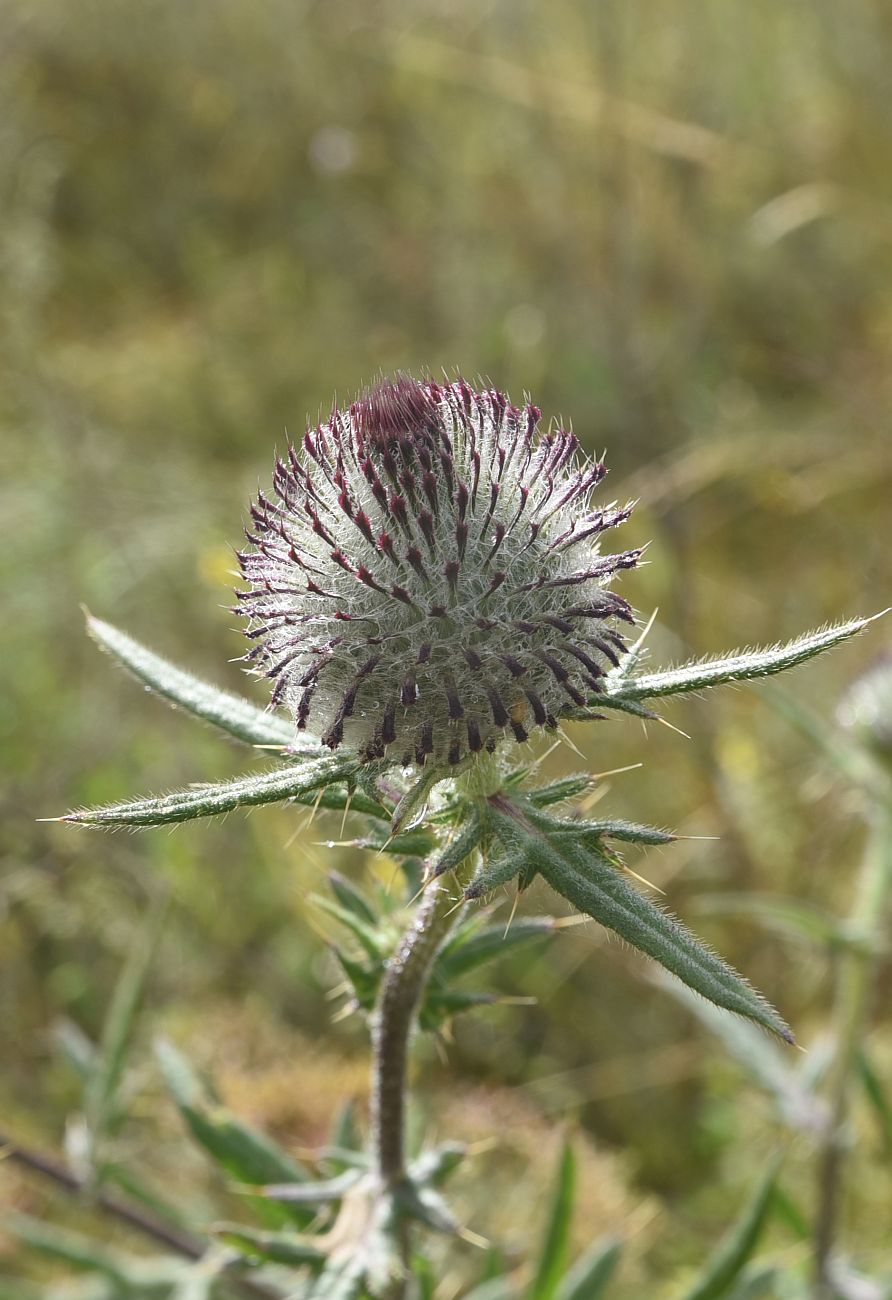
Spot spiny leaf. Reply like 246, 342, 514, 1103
408, 1142, 467, 1188
262, 1170, 361, 1204
556, 1237, 622, 1300
333, 946, 380, 1010
528, 1141, 576, 1300
419, 990, 499, 1028
431, 917, 557, 981
214, 1223, 325, 1267
488, 799, 794, 1043
87, 613, 308, 750
328, 872, 379, 926
429, 808, 485, 878
677, 1158, 781, 1300
155, 1040, 311, 1227
312, 894, 386, 961
299, 783, 390, 821
60, 752, 359, 828
526, 775, 595, 808
604, 615, 883, 704
535, 811, 675, 846
359, 827, 438, 857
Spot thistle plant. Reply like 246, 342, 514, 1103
37, 374, 885, 1299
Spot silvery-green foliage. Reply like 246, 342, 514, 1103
58, 376, 882, 1047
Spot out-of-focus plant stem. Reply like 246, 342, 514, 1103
814, 797, 892, 1296
0, 1132, 282, 1299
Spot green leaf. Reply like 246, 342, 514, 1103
86, 895, 167, 1160
538, 813, 675, 846
604, 615, 882, 704
527, 775, 594, 808
489, 799, 794, 1043
299, 783, 390, 820
770, 1187, 809, 1241
463, 1281, 516, 1300
313, 894, 386, 961
678, 1159, 780, 1300
328, 872, 378, 926
328, 1098, 363, 1154
6, 1215, 132, 1286
721, 1265, 781, 1300
62, 752, 359, 828
333, 947, 380, 1010
429, 809, 484, 878
694, 892, 854, 952
408, 1141, 466, 1188
432, 917, 556, 982
419, 990, 498, 1028
556, 1237, 621, 1300
528, 1141, 576, 1300
155, 1040, 311, 1227
261, 1170, 362, 1203
87, 613, 308, 750
214, 1223, 324, 1267
858, 1049, 892, 1155
359, 827, 438, 857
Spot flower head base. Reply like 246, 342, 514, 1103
237, 376, 640, 767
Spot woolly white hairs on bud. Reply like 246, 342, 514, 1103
237, 375, 640, 767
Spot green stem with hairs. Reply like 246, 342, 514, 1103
371, 878, 465, 1188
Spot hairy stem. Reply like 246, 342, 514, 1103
814, 799, 892, 1296
371, 880, 464, 1187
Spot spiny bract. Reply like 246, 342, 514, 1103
237, 375, 641, 767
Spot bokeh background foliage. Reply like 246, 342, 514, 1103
2, 0, 891, 1292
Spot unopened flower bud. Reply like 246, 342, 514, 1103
237, 376, 640, 766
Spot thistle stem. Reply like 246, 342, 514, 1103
814, 798, 892, 1295
371, 879, 464, 1187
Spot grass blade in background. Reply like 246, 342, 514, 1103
527, 1141, 576, 1300
677, 1159, 780, 1300
556, 1237, 622, 1300
85, 893, 168, 1170
857, 1049, 892, 1156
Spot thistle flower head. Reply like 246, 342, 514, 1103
237, 375, 640, 767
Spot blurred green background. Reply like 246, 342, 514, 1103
2, 0, 891, 1292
